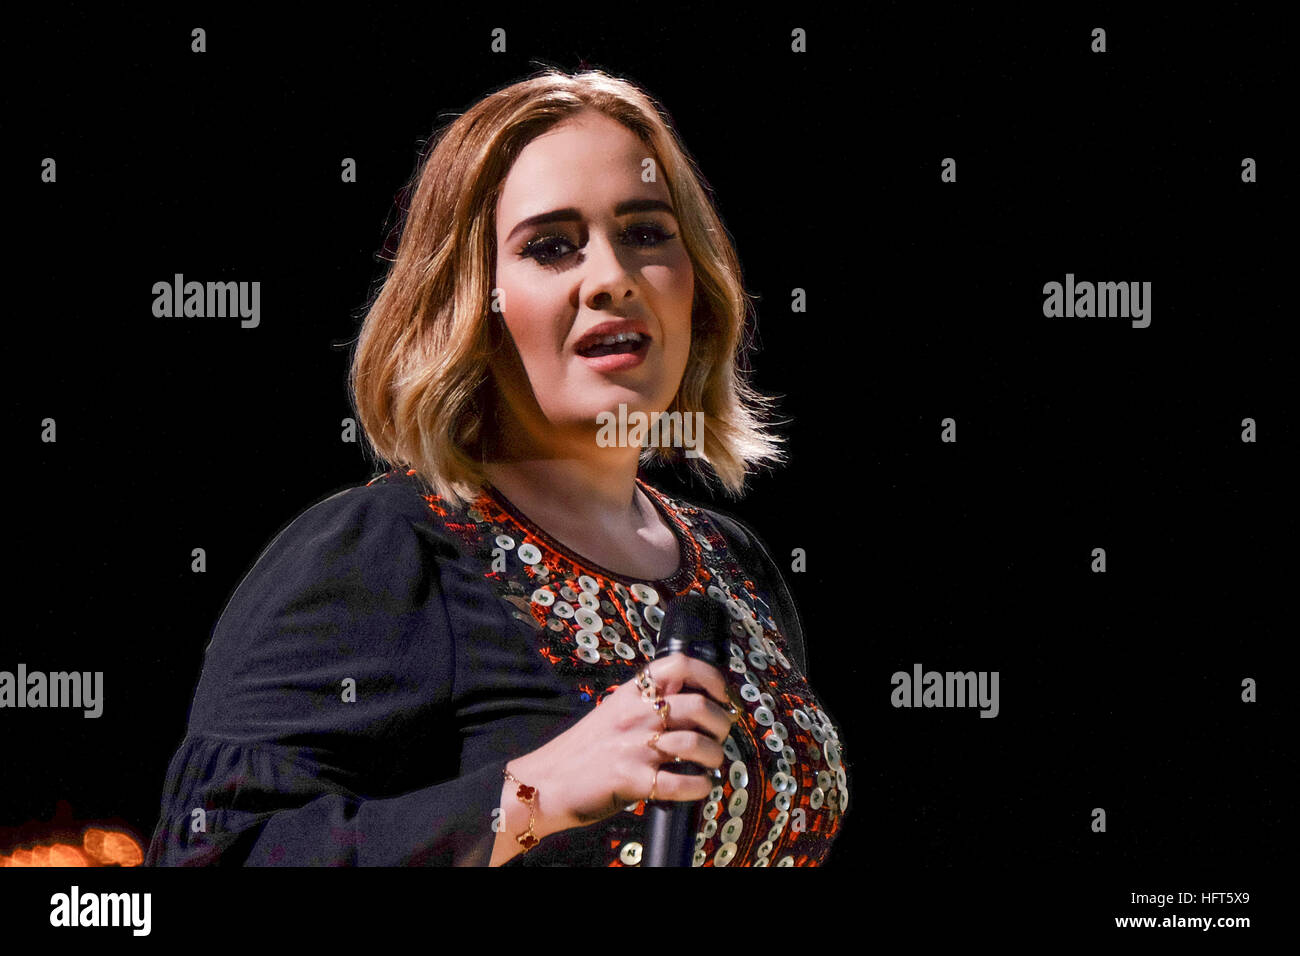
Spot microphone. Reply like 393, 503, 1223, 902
642, 590, 731, 867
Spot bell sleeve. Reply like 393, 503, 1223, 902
144, 482, 506, 866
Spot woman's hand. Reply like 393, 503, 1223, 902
493, 653, 737, 860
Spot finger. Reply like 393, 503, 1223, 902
663, 692, 735, 743
648, 653, 732, 708
650, 730, 725, 770
646, 766, 715, 803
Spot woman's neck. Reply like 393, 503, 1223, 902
481, 457, 643, 534
480, 454, 683, 582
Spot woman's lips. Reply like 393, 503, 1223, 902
575, 337, 650, 372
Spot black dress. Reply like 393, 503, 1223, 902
144, 468, 850, 866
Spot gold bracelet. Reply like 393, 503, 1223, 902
502, 767, 540, 852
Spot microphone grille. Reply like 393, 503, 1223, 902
654, 590, 730, 663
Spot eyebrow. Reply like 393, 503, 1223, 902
504, 198, 676, 245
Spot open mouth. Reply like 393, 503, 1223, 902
574, 331, 650, 358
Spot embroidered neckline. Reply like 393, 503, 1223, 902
364, 467, 845, 864
479, 478, 701, 594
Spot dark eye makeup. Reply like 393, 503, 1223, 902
518, 223, 677, 267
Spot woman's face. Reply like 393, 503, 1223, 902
490, 109, 695, 456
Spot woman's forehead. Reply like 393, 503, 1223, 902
499, 118, 657, 213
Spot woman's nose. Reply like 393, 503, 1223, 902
582, 234, 635, 308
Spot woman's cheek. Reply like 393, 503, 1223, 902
527, 322, 570, 389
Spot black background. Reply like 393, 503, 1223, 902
4, 2, 1288, 938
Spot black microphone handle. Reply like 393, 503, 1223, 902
642, 592, 730, 868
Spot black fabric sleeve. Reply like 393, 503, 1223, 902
700, 506, 808, 678
144, 484, 506, 866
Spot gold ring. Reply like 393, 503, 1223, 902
636, 665, 670, 729
653, 696, 671, 728
648, 767, 659, 803
646, 730, 670, 761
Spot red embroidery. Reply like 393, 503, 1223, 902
364, 468, 846, 867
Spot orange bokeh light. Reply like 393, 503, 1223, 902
0, 827, 143, 867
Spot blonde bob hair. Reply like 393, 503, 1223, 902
349, 67, 785, 508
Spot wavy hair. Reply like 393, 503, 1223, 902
349, 67, 785, 507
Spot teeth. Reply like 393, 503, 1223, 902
587, 332, 643, 347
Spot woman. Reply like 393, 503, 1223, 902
145, 68, 849, 867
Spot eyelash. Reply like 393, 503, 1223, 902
519, 223, 677, 266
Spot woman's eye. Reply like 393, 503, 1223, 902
624, 223, 676, 247
520, 234, 575, 265
520, 223, 676, 266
